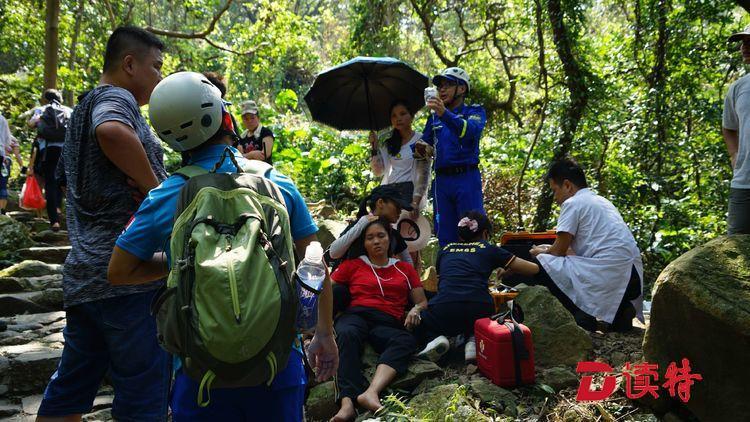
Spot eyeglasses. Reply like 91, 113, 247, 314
437, 81, 458, 90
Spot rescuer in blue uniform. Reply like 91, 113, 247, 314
418, 67, 487, 246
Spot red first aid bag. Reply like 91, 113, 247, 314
475, 309, 535, 387
20, 176, 46, 210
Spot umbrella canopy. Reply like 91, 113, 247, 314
304, 57, 429, 131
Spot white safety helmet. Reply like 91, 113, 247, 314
432, 67, 471, 92
149, 71, 225, 152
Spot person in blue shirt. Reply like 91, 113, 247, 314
418, 67, 488, 246
106, 72, 338, 421
414, 211, 538, 364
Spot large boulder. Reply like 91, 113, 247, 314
0, 215, 34, 259
468, 376, 517, 412
0, 260, 62, 278
315, 220, 348, 251
390, 359, 442, 390
360, 344, 443, 390
305, 381, 337, 421
539, 366, 579, 391
643, 235, 750, 422
514, 285, 593, 367
408, 384, 488, 421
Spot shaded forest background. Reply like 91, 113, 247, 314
0, 0, 747, 291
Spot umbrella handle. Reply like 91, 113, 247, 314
364, 75, 375, 131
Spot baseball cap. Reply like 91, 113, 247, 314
240, 100, 259, 115
729, 24, 750, 42
370, 182, 415, 211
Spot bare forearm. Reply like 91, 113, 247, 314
413, 157, 431, 201
315, 275, 334, 335
723, 128, 739, 166
96, 122, 159, 194
370, 156, 384, 177
108, 247, 168, 285
410, 287, 428, 309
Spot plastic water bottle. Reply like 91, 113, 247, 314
296, 242, 326, 330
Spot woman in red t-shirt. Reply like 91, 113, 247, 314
330, 219, 427, 421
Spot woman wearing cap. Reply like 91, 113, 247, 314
328, 182, 416, 267
330, 218, 427, 421
237, 100, 274, 163
370, 101, 432, 271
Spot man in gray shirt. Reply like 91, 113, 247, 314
723, 25, 750, 235
37, 27, 169, 422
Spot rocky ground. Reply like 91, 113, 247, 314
304, 296, 662, 422
0, 203, 698, 421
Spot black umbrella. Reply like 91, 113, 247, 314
303, 57, 429, 131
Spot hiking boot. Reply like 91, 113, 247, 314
464, 336, 476, 363
416, 335, 450, 362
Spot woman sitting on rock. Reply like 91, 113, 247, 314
414, 211, 539, 363
330, 218, 428, 421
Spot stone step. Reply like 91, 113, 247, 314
1, 341, 64, 395
0, 275, 62, 294
15, 393, 113, 421
0, 290, 63, 317
0, 261, 62, 278
0, 293, 52, 317
25, 219, 53, 234
31, 230, 69, 247
4, 212, 34, 223
0, 400, 23, 418
0, 312, 66, 346
17, 247, 70, 265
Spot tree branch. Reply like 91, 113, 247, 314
145, 0, 234, 39
408, 0, 457, 67
204, 38, 269, 56
100, 0, 117, 30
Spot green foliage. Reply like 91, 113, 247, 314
0, 0, 745, 293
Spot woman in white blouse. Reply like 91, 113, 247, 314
369, 101, 432, 271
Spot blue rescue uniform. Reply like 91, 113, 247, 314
116, 144, 318, 421
421, 103, 487, 245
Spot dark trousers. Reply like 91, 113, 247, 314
728, 188, 750, 234
534, 264, 641, 331
413, 301, 494, 346
42, 146, 63, 225
334, 307, 417, 400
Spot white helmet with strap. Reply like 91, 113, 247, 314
432, 67, 471, 92
149, 71, 225, 152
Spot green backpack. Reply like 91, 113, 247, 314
153, 151, 298, 406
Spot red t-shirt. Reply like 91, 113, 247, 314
331, 258, 422, 321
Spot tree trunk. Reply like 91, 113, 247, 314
531, 0, 590, 231
644, 0, 670, 247
43, 0, 60, 90
64, 0, 85, 104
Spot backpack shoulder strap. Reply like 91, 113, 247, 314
174, 165, 208, 180
241, 160, 272, 177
